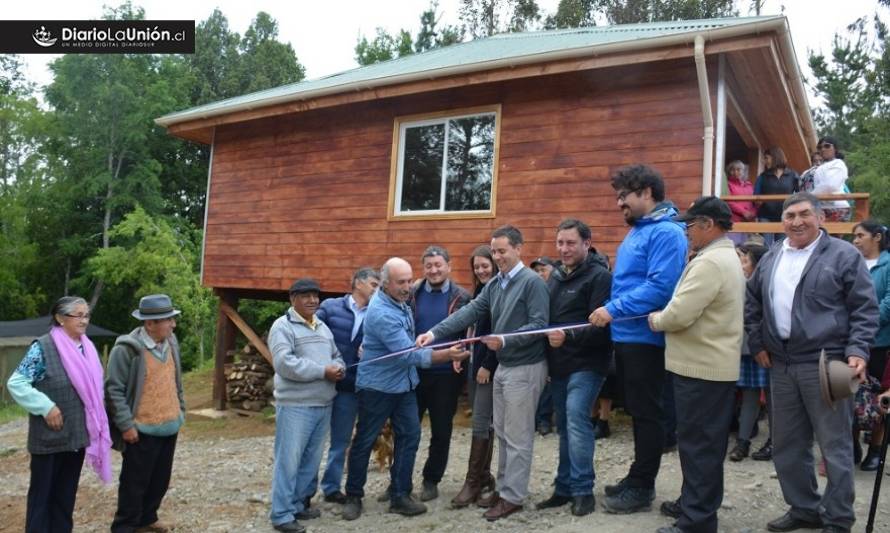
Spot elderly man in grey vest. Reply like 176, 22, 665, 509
106, 294, 185, 533
745, 193, 878, 533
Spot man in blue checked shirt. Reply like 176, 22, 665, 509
341, 257, 469, 521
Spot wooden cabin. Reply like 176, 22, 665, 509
158, 16, 820, 408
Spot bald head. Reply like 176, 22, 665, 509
381, 257, 413, 302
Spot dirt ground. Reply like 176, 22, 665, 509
1, 369, 888, 532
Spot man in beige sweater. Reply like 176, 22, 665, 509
648, 196, 745, 533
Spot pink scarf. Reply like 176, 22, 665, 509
50, 326, 112, 484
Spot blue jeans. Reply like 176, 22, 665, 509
319, 391, 358, 496
270, 404, 332, 526
551, 370, 605, 496
536, 382, 554, 429
345, 389, 421, 501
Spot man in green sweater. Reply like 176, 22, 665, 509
648, 197, 745, 533
417, 224, 550, 522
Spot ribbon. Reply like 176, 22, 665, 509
347, 314, 650, 368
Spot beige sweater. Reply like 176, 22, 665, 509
650, 237, 744, 381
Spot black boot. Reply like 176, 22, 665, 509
729, 440, 750, 462
593, 419, 611, 440
862, 445, 881, 471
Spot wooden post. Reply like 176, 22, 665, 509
213, 289, 238, 411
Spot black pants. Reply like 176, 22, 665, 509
615, 342, 665, 488
416, 371, 463, 483
674, 374, 734, 533
26, 448, 85, 533
111, 432, 178, 533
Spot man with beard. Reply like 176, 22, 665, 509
589, 164, 687, 514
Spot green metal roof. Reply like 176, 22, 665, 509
157, 16, 786, 127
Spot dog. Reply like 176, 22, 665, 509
371, 420, 394, 472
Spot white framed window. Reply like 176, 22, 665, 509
389, 105, 500, 219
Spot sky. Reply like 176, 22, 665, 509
3, 0, 888, 104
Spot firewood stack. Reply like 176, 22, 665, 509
225, 341, 274, 411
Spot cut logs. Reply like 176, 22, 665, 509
225, 340, 274, 411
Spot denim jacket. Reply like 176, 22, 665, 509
356, 290, 433, 393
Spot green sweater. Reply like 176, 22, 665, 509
431, 265, 550, 367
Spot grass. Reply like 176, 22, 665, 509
0, 403, 27, 425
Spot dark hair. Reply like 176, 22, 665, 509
469, 244, 498, 292
557, 218, 592, 241
765, 147, 788, 169
351, 267, 380, 289
817, 136, 845, 160
421, 245, 450, 263
783, 192, 822, 214
49, 296, 88, 326
737, 243, 768, 268
491, 224, 523, 246
854, 219, 890, 251
611, 164, 666, 202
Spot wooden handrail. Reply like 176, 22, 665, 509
723, 193, 870, 231
723, 193, 869, 201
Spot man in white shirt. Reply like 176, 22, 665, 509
745, 192, 878, 533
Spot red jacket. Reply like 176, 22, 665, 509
727, 177, 756, 222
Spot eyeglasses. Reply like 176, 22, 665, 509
616, 189, 637, 202
64, 313, 91, 320
818, 143, 834, 149
685, 221, 700, 231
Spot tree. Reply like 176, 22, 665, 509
545, 0, 597, 29
597, 0, 737, 25
355, 2, 464, 66
808, 17, 879, 147
239, 12, 306, 94
459, 0, 542, 38
87, 207, 215, 369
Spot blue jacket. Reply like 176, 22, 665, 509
605, 202, 688, 346
317, 296, 363, 392
870, 250, 890, 348
356, 290, 433, 394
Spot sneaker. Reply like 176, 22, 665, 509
324, 491, 347, 504
342, 496, 362, 521
389, 494, 427, 516
660, 498, 681, 519
420, 480, 438, 502
604, 476, 630, 497
603, 486, 655, 514
751, 438, 773, 461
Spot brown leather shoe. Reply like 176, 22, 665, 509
476, 490, 500, 508
483, 499, 523, 521
135, 521, 174, 533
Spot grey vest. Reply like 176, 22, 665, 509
27, 334, 89, 455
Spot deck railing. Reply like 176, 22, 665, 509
722, 193, 870, 234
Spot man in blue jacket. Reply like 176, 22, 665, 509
590, 164, 687, 514
314, 267, 380, 504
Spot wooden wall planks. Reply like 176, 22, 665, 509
203, 61, 705, 294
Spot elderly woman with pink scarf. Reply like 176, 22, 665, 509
6, 296, 112, 533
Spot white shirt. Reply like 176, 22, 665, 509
347, 295, 368, 341
866, 257, 879, 270
498, 261, 525, 289
771, 234, 821, 339
812, 158, 849, 209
